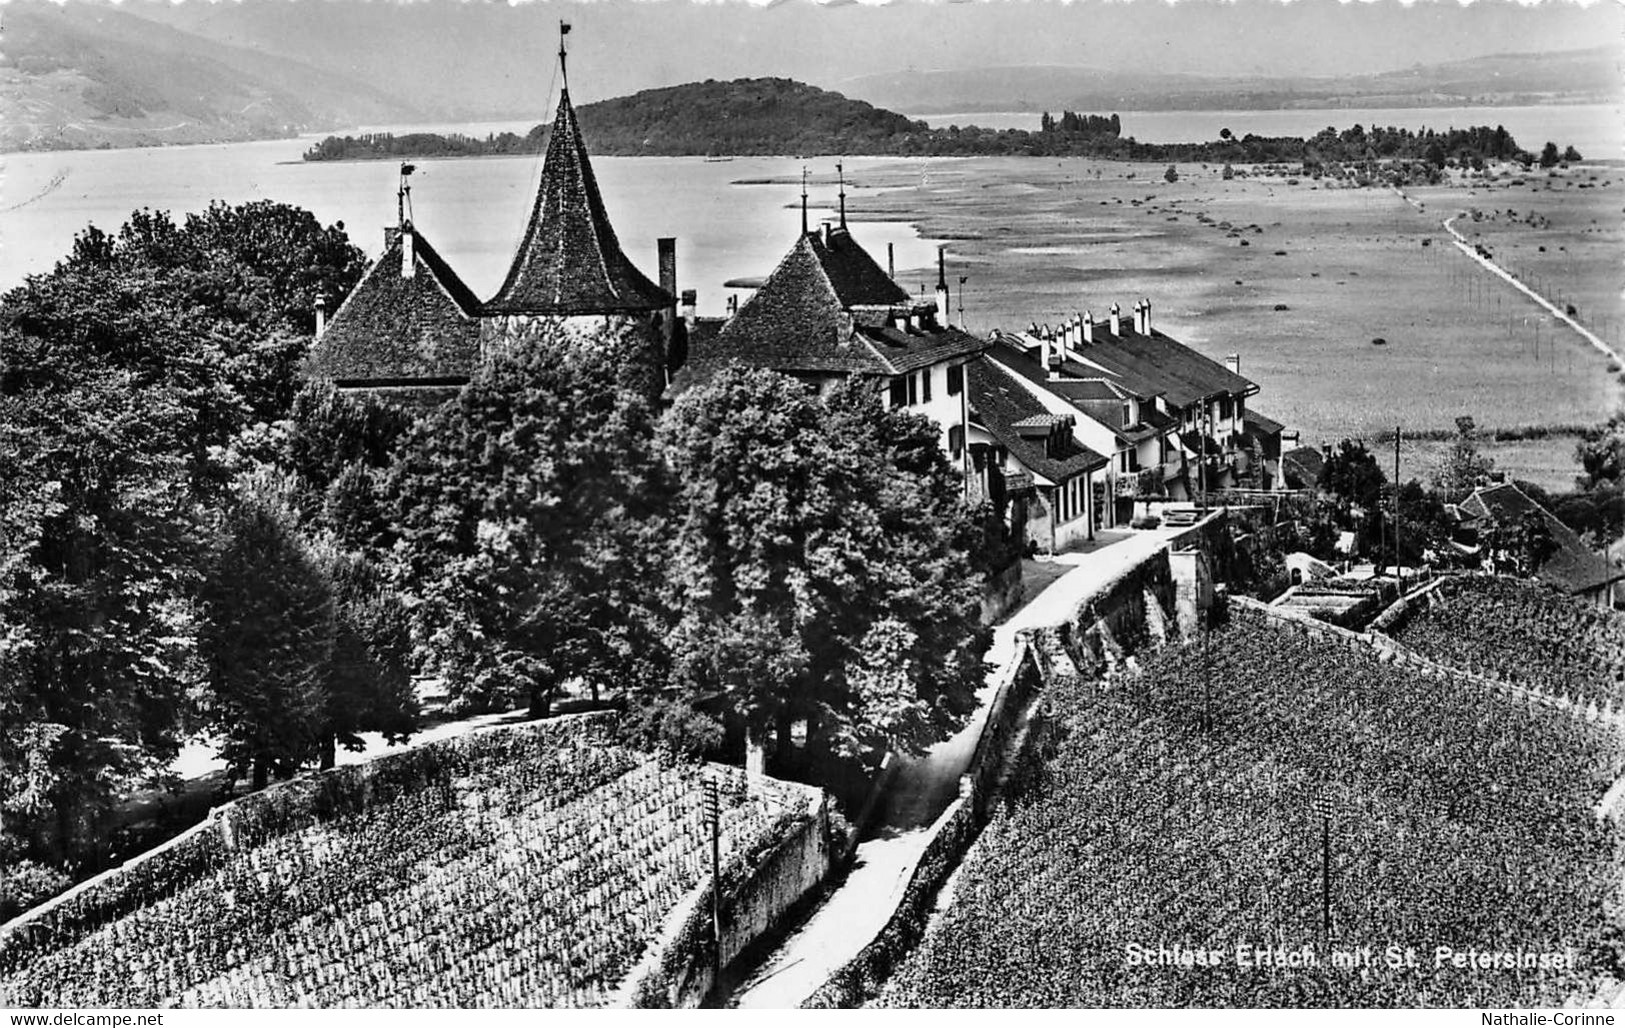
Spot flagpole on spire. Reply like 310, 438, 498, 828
800, 165, 809, 237
559, 20, 571, 93
836, 160, 846, 227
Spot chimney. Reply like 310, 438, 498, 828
400, 222, 415, 279
1225, 353, 1241, 376
934, 247, 950, 326
821, 220, 834, 246
657, 237, 677, 301
888, 243, 895, 281
680, 289, 697, 328
1082, 310, 1094, 344
314, 293, 329, 340
1109, 301, 1121, 335
727, 294, 739, 316
1141, 298, 1152, 334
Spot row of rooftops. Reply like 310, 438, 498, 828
305, 54, 1279, 488
308, 88, 674, 386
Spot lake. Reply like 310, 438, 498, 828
0, 138, 944, 318
907, 103, 1624, 159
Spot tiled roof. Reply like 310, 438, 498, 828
1244, 408, 1286, 436
1459, 483, 1624, 595
983, 343, 1154, 444
306, 228, 482, 385
967, 355, 1108, 484
1060, 326, 1255, 408
999, 320, 1257, 410
686, 229, 984, 380
806, 226, 911, 307
693, 234, 869, 374
486, 90, 671, 316
851, 323, 988, 374
1281, 445, 1325, 489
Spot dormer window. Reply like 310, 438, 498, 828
1122, 401, 1133, 428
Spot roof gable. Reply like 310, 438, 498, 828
967, 355, 1108, 483
306, 228, 482, 384
486, 91, 671, 316
1462, 483, 1623, 594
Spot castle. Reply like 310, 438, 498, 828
306, 37, 1290, 557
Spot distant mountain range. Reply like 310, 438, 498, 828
1, 0, 1616, 154
844, 47, 1623, 115
1, 3, 422, 151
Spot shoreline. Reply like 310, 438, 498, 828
11, 97, 1619, 160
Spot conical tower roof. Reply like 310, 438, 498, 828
485, 90, 672, 316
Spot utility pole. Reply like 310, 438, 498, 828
703, 777, 722, 991
1393, 424, 1402, 588
1311, 792, 1334, 940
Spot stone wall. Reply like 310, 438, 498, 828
624, 787, 831, 1008
980, 559, 1026, 625
801, 637, 1044, 1008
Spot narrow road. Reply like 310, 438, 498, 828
1441, 211, 1621, 366
728, 525, 1189, 1008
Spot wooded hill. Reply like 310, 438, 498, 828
302, 77, 1568, 166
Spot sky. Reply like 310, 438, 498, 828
119, 0, 1624, 110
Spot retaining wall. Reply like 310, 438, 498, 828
800, 637, 1044, 1008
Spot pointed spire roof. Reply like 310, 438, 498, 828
485, 90, 672, 316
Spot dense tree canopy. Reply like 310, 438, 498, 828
657, 369, 987, 774
386, 327, 670, 717
0, 200, 364, 896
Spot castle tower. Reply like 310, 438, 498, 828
481, 32, 675, 395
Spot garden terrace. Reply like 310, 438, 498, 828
1387, 576, 1625, 711
0, 716, 820, 1008
881, 605, 1625, 1007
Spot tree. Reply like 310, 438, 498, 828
1432, 416, 1496, 502
1164, 164, 1179, 183
1318, 439, 1386, 512
1222, 163, 1235, 180
656, 368, 986, 777
386, 325, 669, 717
1562, 144, 1583, 163
1424, 141, 1447, 169
1540, 142, 1561, 169
306, 537, 417, 770
1575, 413, 1624, 490
0, 337, 200, 868
198, 469, 333, 789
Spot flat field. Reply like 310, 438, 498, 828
847, 158, 1622, 486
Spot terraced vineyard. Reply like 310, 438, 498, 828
0, 720, 814, 1008
882, 607, 1625, 1007
1389, 577, 1625, 711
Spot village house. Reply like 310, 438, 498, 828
305, 73, 678, 404
676, 211, 989, 477
988, 303, 1287, 523
1453, 482, 1625, 607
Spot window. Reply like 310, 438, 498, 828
1219, 395, 1234, 420
948, 364, 964, 396
922, 367, 932, 402
889, 377, 907, 407
1122, 401, 1133, 428
949, 424, 964, 457
907, 374, 918, 406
